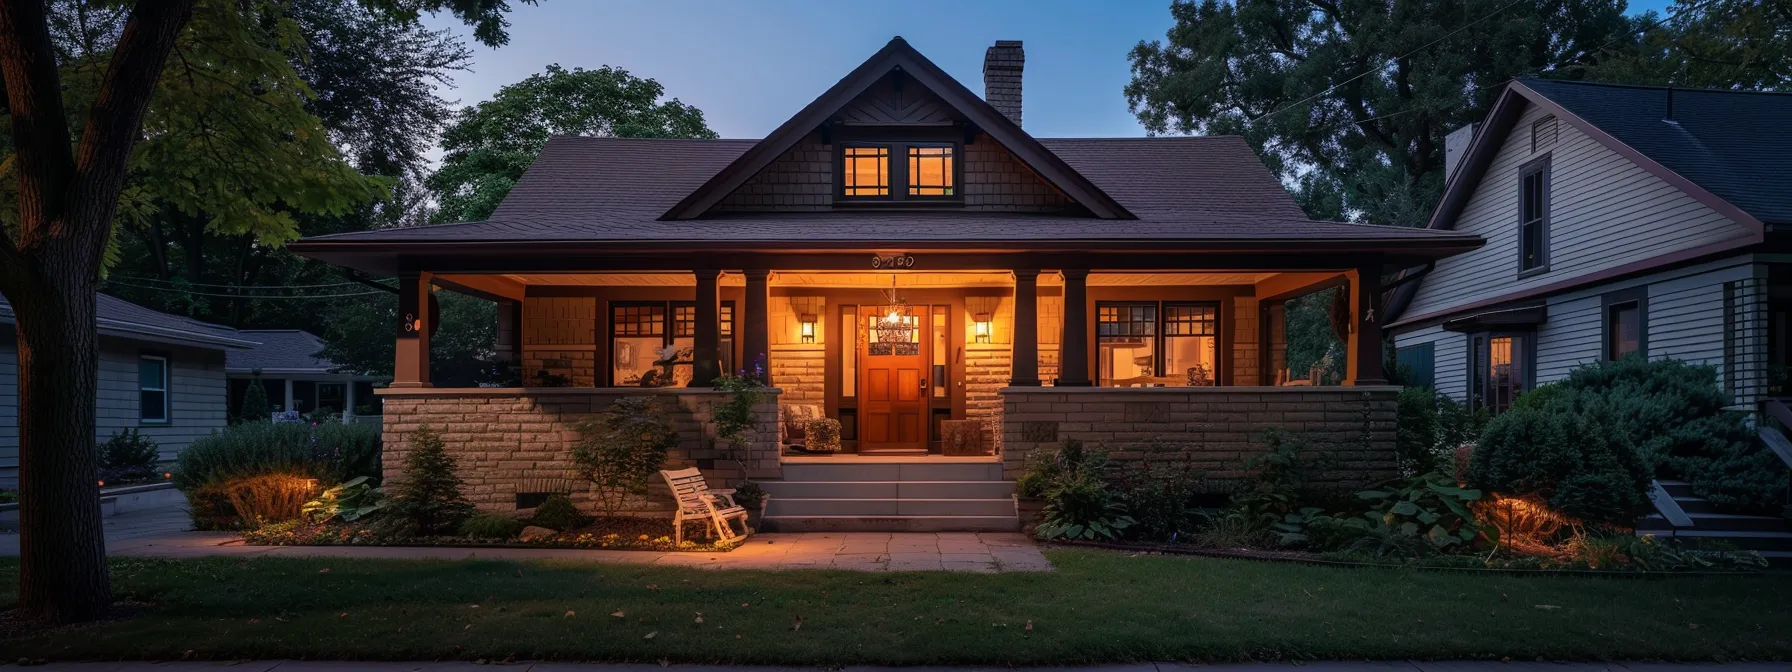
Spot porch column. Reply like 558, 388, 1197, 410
1056, 269, 1092, 386
1010, 269, 1042, 386
392, 271, 431, 389
1345, 265, 1388, 386
743, 269, 771, 383
692, 269, 722, 387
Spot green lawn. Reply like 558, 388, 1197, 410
3, 550, 1790, 664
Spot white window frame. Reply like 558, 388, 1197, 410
139, 354, 170, 424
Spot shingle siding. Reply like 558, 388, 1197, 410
1401, 101, 1753, 322
713, 132, 1072, 213
0, 337, 227, 487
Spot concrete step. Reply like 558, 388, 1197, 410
759, 480, 1015, 500
763, 515, 1019, 533
766, 497, 1017, 517
1674, 530, 1792, 553
1762, 550, 1792, 568
1657, 480, 1695, 498
780, 462, 1003, 482
1672, 497, 1719, 514
1686, 513, 1792, 533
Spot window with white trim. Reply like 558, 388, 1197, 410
139, 355, 169, 423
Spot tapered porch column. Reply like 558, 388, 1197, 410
692, 269, 723, 387
1056, 269, 1092, 386
1010, 269, 1042, 386
1345, 265, 1388, 386
742, 269, 771, 382
392, 271, 432, 388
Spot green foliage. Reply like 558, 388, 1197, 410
1231, 429, 1316, 524
1028, 440, 1135, 541
1126, 0, 1633, 226
528, 493, 593, 531
427, 64, 717, 223
97, 428, 162, 484
1578, 0, 1792, 91
301, 476, 385, 522
173, 421, 381, 492
1354, 473, 1490, 551
386, 426, 476, 535
1471, 404, 1652, 525
1396, 388, 1490, 477
317, 291, 500, 387
570, 397, 678, 515
1283, 289, 1343, 385
1481, 358, 1782, 516
460, 512, 527, 539
238, 378, 271, 423
1112, 458, 1207, 541
712, 374, 766, 460
732, 481, 767, 510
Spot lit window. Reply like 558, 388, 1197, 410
1470, 333, 1529, 412
1098, 303, 1157, 387
139, 355, 169, 423
611, 302, 732, 387
842, 146, 889, 196
1162, 304, 1218, 386
907, 146, 955, 196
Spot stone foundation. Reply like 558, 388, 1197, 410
997, 386, 1399, 489
380, 387, 780, 517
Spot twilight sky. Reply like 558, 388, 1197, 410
421, 0, 1675, 142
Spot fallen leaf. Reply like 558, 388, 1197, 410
1534, 605, 1561, 610
464, 624, 471, 630
338, 613, 348, 618
792, 615, 805, 631
643, 631, 658, 640
564, 610, 576, 618
694, 613, 705, 624
1689, 623, 1702, 630
318, 568, 331, 574
740, 602, 750, 608
248, 619, 260, 624
646, 584, 660, 591
612, 610, 626, 618
469, 604, 480, 609
1025, 620, 1033, 631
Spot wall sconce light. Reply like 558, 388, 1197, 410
973, 312, 992, 343
799, 313, 817, 344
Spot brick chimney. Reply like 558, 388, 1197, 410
983, 40, 1024, 127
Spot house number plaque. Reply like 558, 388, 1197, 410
871, 254, 916, 269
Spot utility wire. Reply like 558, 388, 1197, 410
102, 279, 390, 300
107, 274, 365, 290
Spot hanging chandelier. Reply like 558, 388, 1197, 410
874, 274, 915, 345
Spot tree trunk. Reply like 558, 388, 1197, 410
11, 270, 110, 623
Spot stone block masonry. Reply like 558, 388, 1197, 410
997, 386, 1399, 489
380, 387, 780, 517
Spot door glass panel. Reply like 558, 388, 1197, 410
841, 307, 857, 397
932, 305, 948, 397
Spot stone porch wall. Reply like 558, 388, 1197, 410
997, 386, 1399, 489
380, 387, 780, 517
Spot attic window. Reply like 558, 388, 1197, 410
838, 141, 959, 203
1531, 116, 1557, 153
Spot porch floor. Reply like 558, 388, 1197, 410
779, 454, 1000, 463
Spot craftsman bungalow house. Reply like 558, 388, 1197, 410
290, 39, 1482, 530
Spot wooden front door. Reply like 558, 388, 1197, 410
857, 305, 929, 452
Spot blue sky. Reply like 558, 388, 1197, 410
422, 0, 1675, 141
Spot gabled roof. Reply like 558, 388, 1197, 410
226, 329, 351, 375
658, 36, 1135, 220
1428, 78, 1792, 232
0, 293, 258, 350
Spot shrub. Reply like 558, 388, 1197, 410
1112, 458, 1206, 541
1230, 429, 1319, 524
1470, 403, 1651, 525
301, 476, 384, 523
238, 376, 271, 423
528, 493, 592, 530
461, 512, 526, 539
312, 422, 382, 483
1031, 441, 1134, 541
98, 428, 161, 484
386, 426, 476, 535
222, 473, 319, 525
1353, 472, 1489, 551
712, 374, 766, 461
174, 421, 381, 491
571, 397, 677, 515
1395, 388, 1488, 477
732, 480, 766, 510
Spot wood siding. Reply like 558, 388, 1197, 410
1401, 101, 1753, 322
1, 337, 227, 488
1392, 325, 1468, 400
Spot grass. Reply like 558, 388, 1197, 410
3, 549, 1790, 664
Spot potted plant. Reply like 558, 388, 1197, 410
733, 480, 768, 529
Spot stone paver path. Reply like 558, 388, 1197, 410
0, 503, 1052, 572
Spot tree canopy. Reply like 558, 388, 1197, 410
426, 64, 718, 223
1125, 0, 1636, 226
1580, 0, 1791, 90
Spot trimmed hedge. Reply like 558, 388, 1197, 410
174, 421, 382, 529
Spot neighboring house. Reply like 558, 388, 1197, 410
225, 329, 382, 422
1385, 79, 1792, 412
289, 38, 1483, 530
0, 293, 257, 488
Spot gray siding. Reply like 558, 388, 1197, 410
1393, 326, 1469, 401
0, 337, 228, 488
1401, 101, 1752, 322
1534, 295, 1601, 383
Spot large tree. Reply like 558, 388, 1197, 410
427, 64, 717, 223
1126, 0, 1636, 226
1581, 0, 1791, 90
0, 0, 526, 624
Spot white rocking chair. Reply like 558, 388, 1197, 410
659, 468, 751, 545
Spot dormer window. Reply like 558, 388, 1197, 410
837, 141, 958, 203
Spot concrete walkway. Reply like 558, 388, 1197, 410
0, 502, 1052, 572
3, 661, 1785, 670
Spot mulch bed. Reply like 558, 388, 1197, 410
241, 516, 746, 553
1049, 539, 1771, 577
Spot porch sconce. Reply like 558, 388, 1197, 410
799, 313, 817, 344
973, 312, 992, 344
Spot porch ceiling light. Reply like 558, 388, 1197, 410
799, 313, 817, 343
973, 312, 992, 343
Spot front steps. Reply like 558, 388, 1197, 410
759, 461, 1018, 532
1638, 480, 1792, 565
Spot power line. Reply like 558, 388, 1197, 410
107, 274, 365, 290
1248, 0, 1539, 125
102, 280, 391, 300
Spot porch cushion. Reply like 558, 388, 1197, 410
780, 404, 823, 444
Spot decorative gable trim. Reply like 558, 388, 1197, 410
659, 37, 1134, 221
